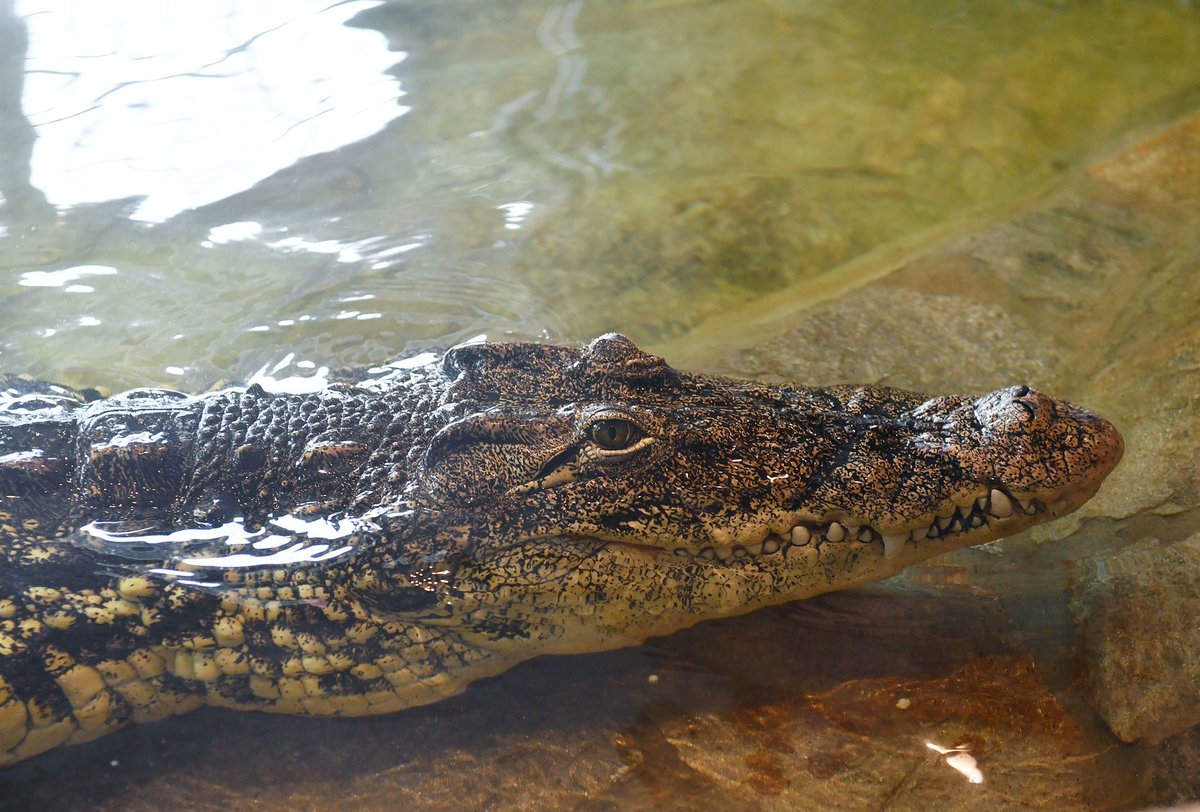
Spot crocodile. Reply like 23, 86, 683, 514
0, 334, 1122, 766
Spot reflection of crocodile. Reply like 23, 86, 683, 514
0, 334, 1122, 765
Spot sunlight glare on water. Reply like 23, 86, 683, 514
78, 512, 366, 572
18, 0, 406, 222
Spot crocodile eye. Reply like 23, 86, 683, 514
589, 419, 634, 450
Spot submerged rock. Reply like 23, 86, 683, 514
1071, 534, 1200, 745
1151, 723, 1200, 805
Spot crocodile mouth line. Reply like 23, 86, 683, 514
662, 485, 1087, 565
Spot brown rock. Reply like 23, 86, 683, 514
1071, 534, 1200, 744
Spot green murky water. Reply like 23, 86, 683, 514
2, 0, 1200, 808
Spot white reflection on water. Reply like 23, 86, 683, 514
17, 264, 118, 288
83, 519, 251, 546
246, 352, 330, 394
181, 540, 355, 569
18, 0, 407, 222
925, 741, 985, 784
268, 233, 388, 263
81, 512, 367, 571
204, 221, 264, 245
498, 201, 534, 230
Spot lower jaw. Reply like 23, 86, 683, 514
612, 480, 1106, 567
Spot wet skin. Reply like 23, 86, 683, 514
0, 334, 1123, 765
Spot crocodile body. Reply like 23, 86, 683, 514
0, 334, 1123, 766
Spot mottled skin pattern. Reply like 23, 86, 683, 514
0, 335, 1123, 766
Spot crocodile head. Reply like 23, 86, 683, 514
380, 334, 1123, 652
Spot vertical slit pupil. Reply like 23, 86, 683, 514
591, 419, 631, 449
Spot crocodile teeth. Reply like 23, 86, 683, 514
881, 533, 907, 560
988, 489, 1013, 518
686, 486, 1045, 566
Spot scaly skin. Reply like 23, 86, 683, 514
0, 334, 1123, 766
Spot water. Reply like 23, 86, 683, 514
2, 0, 1200, 808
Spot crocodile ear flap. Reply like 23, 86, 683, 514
420, 409, 574, 504
423, 410, 543, 470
